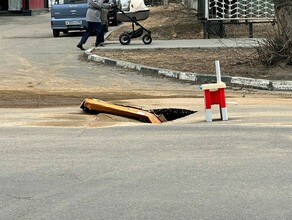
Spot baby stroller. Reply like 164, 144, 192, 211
116, 0, 152, 45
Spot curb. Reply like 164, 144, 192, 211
84, 49, 292, 91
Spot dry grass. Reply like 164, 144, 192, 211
99, 4, 292, 80
108, 4, 276, 40
107, 4, 203, 40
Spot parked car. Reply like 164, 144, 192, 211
119, 0, 130, 11
104, 0, 121, 26
51, 0, 109, 37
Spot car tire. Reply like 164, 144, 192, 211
111, 16, 118, 26
53, 29, 60, 37
111, 8, 118, 26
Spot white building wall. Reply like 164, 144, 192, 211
8, 0, 22, 11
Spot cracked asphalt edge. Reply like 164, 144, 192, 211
84, 48, 292, 91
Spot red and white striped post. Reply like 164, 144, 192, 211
200, 60, 228, 122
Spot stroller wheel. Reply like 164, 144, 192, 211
142, 34, 152, 45
119, 33, 131, 45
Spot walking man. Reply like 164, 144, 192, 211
77, 0, 105, 50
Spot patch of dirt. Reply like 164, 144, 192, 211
0, 5, 290, 111
0, 90, 183, 108
100, 5, 292, 81
95, 48, 291, 80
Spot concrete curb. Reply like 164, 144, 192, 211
85, 49, 292, 91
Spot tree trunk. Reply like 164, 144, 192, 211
273, 0, 292, 64
273, 0, 292, 40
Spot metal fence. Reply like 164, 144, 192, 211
206, 0, 275, 21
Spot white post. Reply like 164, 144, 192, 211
205, 0, 209, 19
205, 109, 212, 122
215, 60, 221, 82
221, 108, 228, 121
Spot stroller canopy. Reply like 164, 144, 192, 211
129, 0, 149, 12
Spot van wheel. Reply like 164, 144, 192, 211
111, 16, 118, 26
53, 30, 60, 37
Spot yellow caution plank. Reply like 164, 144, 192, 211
80, 98, 162, 124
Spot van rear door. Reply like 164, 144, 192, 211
51, 1, 87, 20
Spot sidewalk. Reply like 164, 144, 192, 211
99, 38, 262, 49
86, 37, 292, 91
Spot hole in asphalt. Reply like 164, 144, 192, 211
151, 108, 197, 122
82, 107, 196, 123
80, 99, 196, 123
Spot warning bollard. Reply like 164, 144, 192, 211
200, 60, 228, 122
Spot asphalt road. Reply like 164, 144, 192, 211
0, 13, 199, 108
0, 12, 292, 219
1, 125, 291, 219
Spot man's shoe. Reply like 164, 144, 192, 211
77, 43, 85, 50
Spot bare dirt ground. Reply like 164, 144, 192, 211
96, 5, 292, 81
0, 6, 290, 112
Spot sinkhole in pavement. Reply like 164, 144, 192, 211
151, 108, 197, 122
80, 98, 197, 124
